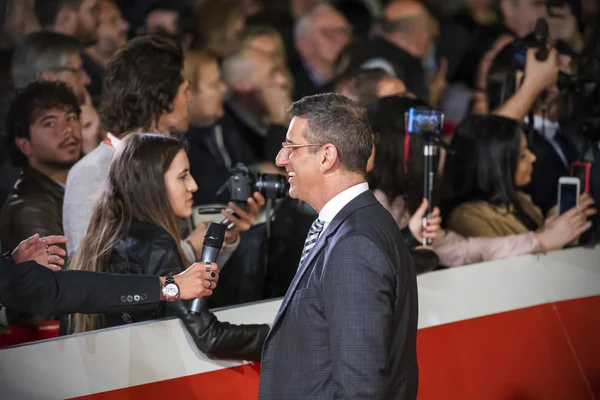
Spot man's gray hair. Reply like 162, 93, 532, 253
12, 31, 81, 89
288, 93, 373, 176
293, 3, 336, 42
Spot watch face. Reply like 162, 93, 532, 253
163, 283, 179, 298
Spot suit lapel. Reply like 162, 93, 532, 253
266, 191, 378, 339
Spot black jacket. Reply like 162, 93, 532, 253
524, 129, 578, 215
0, 166, 65, 252
0, 254, 161, 316
104, 219, 269, 361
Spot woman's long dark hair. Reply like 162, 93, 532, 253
70, 133, 188, 333
444, 115, 523, 214
367, 95, 431, 214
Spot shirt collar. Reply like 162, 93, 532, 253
301, 59, 326, 87
318, 182, 370, 224
531, 115, 560, 141
105, 132, 122, 148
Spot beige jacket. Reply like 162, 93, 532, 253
373, 189, 540, 267
447, 192, 545, 237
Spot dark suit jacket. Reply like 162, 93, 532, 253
0, 254, 160, 316
259, 191, 419, 399
524, 130, 577, 215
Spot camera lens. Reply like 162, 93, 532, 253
255, 174, 289, 200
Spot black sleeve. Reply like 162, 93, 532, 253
144, 234, 269, 361
168, 300, 270, 361
0, 256, 160, 315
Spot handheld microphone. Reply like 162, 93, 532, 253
188, 223, 226, 315
534, 18, 549, 61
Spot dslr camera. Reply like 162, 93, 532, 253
218, 163, 288, 206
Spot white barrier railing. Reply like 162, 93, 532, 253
0, 246, 598, 399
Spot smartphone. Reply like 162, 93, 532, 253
405, 108, 444, 135
557, 176, 580, 215
571, 161, 591, 194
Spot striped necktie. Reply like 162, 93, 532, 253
298, 219, 325, 269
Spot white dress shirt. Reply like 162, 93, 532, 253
530, 115, 568, 168
317, 182, 370, 237
105, 132, 122, 148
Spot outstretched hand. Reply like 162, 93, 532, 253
12, 234, 68, 271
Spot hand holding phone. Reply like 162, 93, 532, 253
557, 176, 580, 215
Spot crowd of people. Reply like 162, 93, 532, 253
0, 0, 598, 397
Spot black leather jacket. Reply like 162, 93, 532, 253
0, 166, 65, 252
104, 219, 269, 361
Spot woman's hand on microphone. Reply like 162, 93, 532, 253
173, 262, 220, 300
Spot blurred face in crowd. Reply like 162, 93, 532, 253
165, 149, 198, 218
249, 51, 289, 91
245, 34, 285, 66
94, 0, 129, 58
41, 52, 91, 105
384, 1, 437, 59
189, 59, 228, 127
514, 132, 536, 187
16, 107, 83, 169
75, 0, 101, 45
297, 7, 351, 67
80, 94, 102, 154
501, 0, 548, 37
158, 72, 192, 133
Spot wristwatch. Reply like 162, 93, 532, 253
161, 274, 180, 302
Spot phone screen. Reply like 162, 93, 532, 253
405, 108, 444, 135
559, 182, 578, 214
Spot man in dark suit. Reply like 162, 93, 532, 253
259, 93, 419, 399
1, 233, 218, 316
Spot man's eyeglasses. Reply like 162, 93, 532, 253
280, 142, 322, 158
